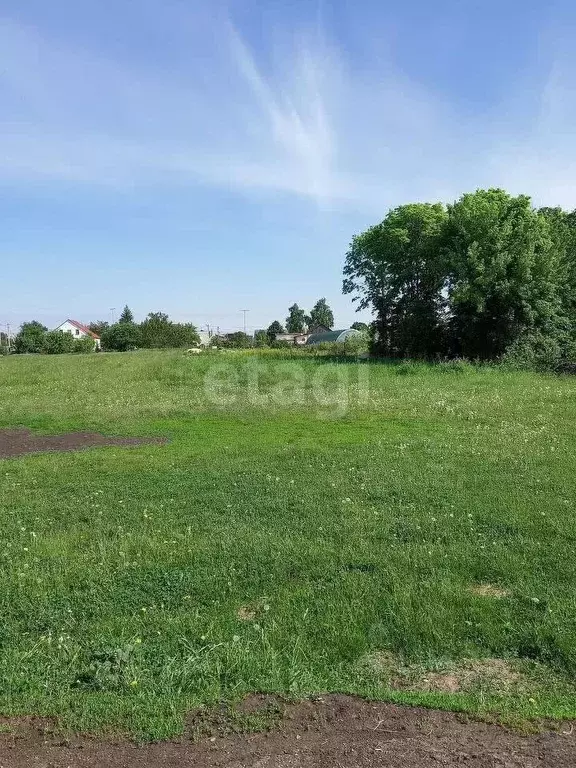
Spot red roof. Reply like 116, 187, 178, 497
67, 319, 100, 339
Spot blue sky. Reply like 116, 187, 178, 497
2, 0, 576, 334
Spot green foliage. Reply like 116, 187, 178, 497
101, 322, 141, 351
139, 312, 199, 349
445, 189, 566, 360
254, 330, 269, 347
351, 321, 369, 332
214, 331, 253, 349
344, 202, 448, 358
266, 320, 285, 344
118, 305, 135, 324
73, 335, 97, 354
42, 330, 76, 355
307, 297, 334, 329
285, 303, 307, 334
344, 190, 576, 367
88, 320, 109, 336
13, 321, 48, 354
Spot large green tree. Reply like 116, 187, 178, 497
307, 298, 334, 329
343, 202, 449, 357
445, 190, 566, 360
14, 321, 48, 354
286, 304, 307, 334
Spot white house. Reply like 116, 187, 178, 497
55, 319, 101, 349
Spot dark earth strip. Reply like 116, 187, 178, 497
1, 695, 575, 768
0, 427, 167, 459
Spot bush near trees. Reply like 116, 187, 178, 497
42, 330, 76, 355
138, 312, 199, 349
213, 331, 252, 349
254, 330, 268, 347
344, 188, 576, 367
100, 322, 141, 352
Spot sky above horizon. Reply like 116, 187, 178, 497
2, 0, 576, 334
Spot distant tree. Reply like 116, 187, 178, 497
307, 298, 334, 329
88, 320, 109, 335
139, 312, 199, 348
286, 304, 307, 334
101, 322, 141, 351
351, 321, 369, 332
254, 330, 268, 347
42, 330, 76, 355
266, 320, 285, 344
13, 321, 48, 354
118, 305, 134, 324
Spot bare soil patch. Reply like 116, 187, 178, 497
0, 427, 167, 459
469, 583, 511, 598
361, 653, 527, 695
1, 695, 575, 767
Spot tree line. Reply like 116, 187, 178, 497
211, 298, 344, 349
343, 188, 576, 368
97, 306, 200, 351
9, 306, 200, 354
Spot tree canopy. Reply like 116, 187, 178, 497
286, 304, 307, 334
100, 322, 141, 352
307, 298, 334, 329
14, 321, 48, 354
119, 305, 134, 324
343, 189, 576, 366
266, 320, 285, 344
138, 312, 199, 349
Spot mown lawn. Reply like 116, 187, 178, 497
1, 350, 576, 738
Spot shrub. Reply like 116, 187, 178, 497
73, 336, 97, 354
101, 323, 141, 352
42, 330, 76, 355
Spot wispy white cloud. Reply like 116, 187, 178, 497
1, 13, 576, 210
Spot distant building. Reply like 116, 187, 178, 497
197, 331, 213, 347
305, 328, 363, 345
275, 324, 331, 345
55, 319, 100, 349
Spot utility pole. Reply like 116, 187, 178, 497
240, 309, 249, 335
109, 307, 116, 325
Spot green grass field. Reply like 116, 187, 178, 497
1, 350, 576, 738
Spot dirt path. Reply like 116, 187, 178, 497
0, 427, 166, 459
1, 695, 575, 768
